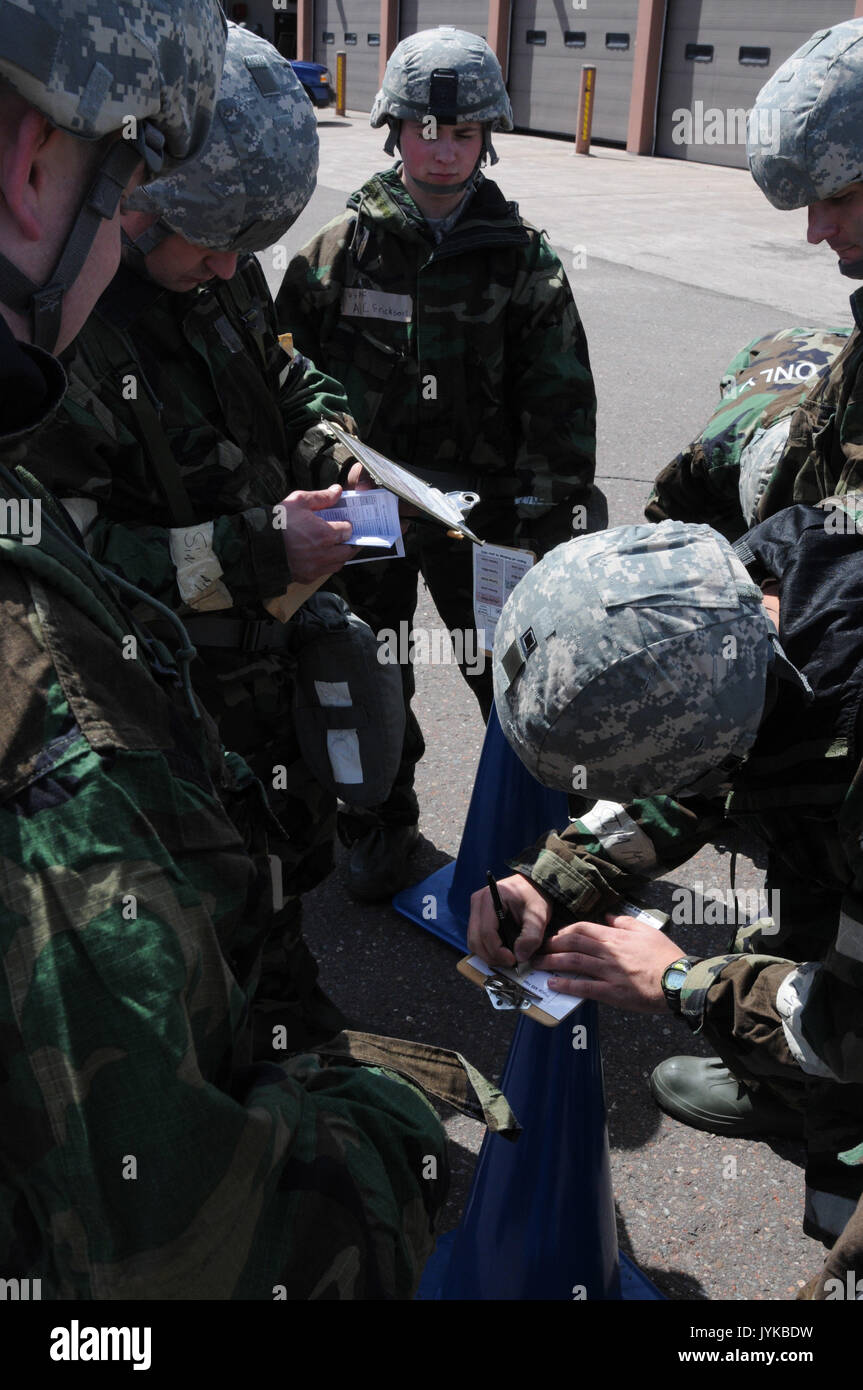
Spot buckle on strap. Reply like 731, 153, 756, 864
180, 615, 292, 653
241, 618, 292, 653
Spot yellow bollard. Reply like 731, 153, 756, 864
336, 50, 346, 116
574, 64, 596, 155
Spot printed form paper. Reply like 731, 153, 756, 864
318, 488, 405, 565
464, 900, 668, 1022
473, 543, 535, 654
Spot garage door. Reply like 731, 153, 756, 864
399, 2, 487, 42
656, 0, 855, 168
508, 0, 638, 141
313, 0, 382, 111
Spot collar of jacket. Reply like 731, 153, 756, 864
96, 261, 167, 333
851, 285, 863, 333
0, 314, 66, 445
347, 167, 531, 260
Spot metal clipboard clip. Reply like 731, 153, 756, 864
444, 490, 480, 518
484, 972, 544, 1012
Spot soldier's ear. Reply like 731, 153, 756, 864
0, 106, 53, 243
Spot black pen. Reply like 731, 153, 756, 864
486, 869, 521, 957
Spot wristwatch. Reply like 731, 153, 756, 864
660, 956, 701, 1015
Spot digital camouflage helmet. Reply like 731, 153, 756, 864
125, 23, 319, 256
371, 26, 513, 166
494, 522, 777, 802
0, 0, 227, 349
749, 20, 863, 230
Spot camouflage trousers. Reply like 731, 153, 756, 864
702, 871, 863, 1246
191, 642, 345, 1051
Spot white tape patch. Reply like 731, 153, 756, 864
341, 287, 413, 322
315, 680, 363, 785
578, 800, 658, 872
169, 522, 232, 610
776, 962, 838, 1079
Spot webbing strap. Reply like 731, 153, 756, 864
0, 139, 145, 352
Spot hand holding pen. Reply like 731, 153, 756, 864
468, 870, 554, 970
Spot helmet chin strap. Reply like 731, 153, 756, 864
0, 123, 164, 354
120, 218, 174, 279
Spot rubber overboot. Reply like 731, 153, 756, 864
650, 1055, 804, 1138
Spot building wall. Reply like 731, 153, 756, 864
313, 0, 384, 108
299, 0, 863, 169
655, 0, 856, 168
508, 0, 639, 141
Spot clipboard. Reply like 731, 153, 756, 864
263, 424, 485, 623
457, 901, 668, 1028
457, 955, 573, 1027
328, 422, 484, 544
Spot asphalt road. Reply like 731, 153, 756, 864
264, 118, 850, 1302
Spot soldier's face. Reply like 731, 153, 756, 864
398, 119, 484, 215
807, 182, 863, 271
132, 225, 239, 292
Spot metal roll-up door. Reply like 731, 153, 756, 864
313, 0, 383, 110
508, 0, 638, 141
398, 3, 487, 41
656, 0, 855, 168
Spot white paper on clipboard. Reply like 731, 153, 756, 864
462, 900, 668, 1024
463, 953, 585, 1023
472, 543, 535, 655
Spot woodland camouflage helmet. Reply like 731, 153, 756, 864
125, 23, 319, 255
494, 522, 777, 802
748, 20, 863, 214
0, 0, 226, 349
370, 26, 513, 163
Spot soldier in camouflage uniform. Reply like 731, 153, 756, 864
741, 20, 863, 521
0, 0, 515, 1300
647, 21, 863, 543
276, 27, 597, 900
469, 516, 863, 1291
29, 25, 368, 1051
646, 326, 851, 539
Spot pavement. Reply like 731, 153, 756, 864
263, 113, 857, 1303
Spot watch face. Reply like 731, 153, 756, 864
665, 964, 690, 992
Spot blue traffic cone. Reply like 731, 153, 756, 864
440, 1002, 620, 1299
417, 1001, 663, 1301
403, 706, 663, 1302
393, 705, 569, 950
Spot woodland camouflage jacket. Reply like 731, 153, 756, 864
30, 255, 355, 616
276, 168, 596, 548
646, 326, 852, 540
757, 288, 863, 520
0, 321, 450, 1297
